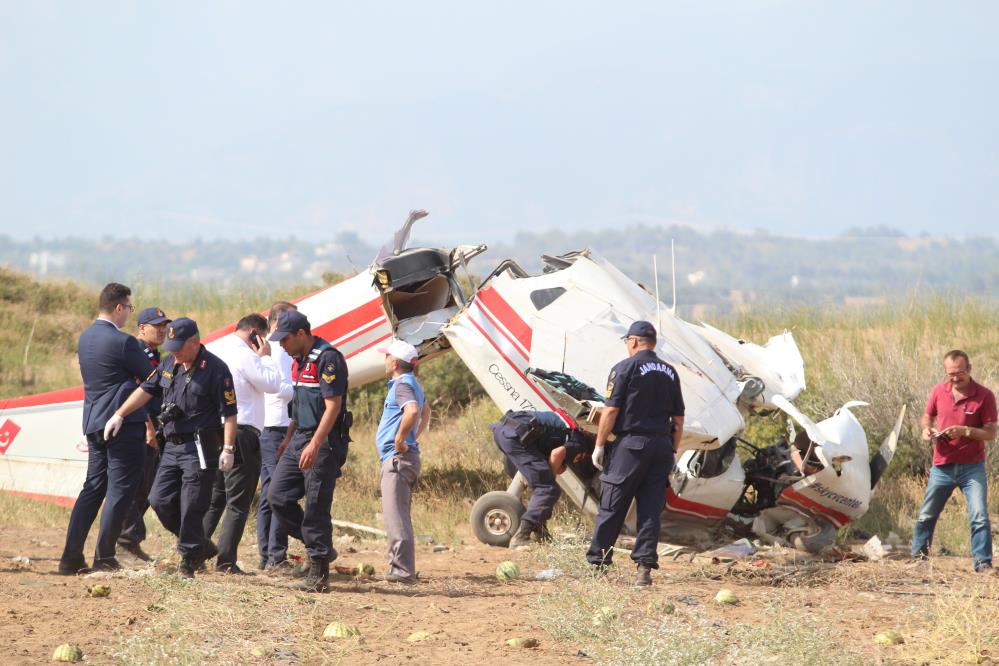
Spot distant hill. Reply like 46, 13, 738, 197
2, 226, 997, 317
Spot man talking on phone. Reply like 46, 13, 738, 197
203, 314, 285, 574
912, 350, 997, 572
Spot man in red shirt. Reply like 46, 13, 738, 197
912, 350, 998, 572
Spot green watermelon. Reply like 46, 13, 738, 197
495, 561, 520, 581
52, 644, 84, 662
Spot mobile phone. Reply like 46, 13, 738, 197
249, 330, 260, 349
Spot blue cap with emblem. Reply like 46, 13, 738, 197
268, 310, 311, 341
137, 307, 171, 326
622, 320, 657, 340
161, 317, 199, 352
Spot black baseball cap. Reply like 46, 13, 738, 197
622, 320, 656, 340
137, 307, 170, 326
269, 310, 311, 341
161, 317, 199, 352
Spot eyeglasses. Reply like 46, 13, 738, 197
121, 303, 135, 312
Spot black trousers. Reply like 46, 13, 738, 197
203, 425, 262, 567
149, 431, 220, 558
268, 430, 345, 561
118, 441, 160, 546
586, 434, 673, 567
493, 429, 561, 525
60, 422, 146, 565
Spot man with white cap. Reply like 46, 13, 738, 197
375, 339, 430, 583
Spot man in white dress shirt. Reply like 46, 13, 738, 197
203, 313, 285, 574
256, 301, 296, 571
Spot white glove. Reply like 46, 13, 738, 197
219, 449, 235, 473
104, 413, 124, 441
591, 446, 605, 471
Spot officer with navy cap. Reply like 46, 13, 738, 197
586, 320, 685, 587
118, 306, 171, 561
267, 310, 350, 592
106, 317, 238, 578
492, 410, 593, 548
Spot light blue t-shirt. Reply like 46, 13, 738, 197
375, 373, 425, 462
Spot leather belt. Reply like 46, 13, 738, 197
238, 424, 261, 437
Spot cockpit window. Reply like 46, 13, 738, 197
530, 287, 567, 310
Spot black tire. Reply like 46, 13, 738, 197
470, 491, 525, 547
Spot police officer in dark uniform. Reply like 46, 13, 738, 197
267, 310, 350, 593
107, 317, 238, 578
58, 283, 151, 575
118, 306, 171, 562
586, 321, 685, 587
492, 410, 591, 548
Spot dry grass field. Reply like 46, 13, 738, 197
3, 273, 999, 663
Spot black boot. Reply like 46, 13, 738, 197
634, 563, 653, 587
509, 519, 537, 548
179, 558, 197, 579
294, 559, 330, 593
533, 522, 553, 543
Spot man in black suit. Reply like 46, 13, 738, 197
58, 283, 153, 575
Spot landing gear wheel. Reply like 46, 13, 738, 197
470, 491, 525, 547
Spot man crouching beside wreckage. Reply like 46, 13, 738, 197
912, 349, 997, 573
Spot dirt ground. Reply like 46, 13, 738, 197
0, 526, 993, 665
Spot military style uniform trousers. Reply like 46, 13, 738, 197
268, 430, 345, 561
586, 434, 673, 567
149, 431, 221, 558
61, 422, 146, 566
494, 428, 561, 525
118, 441, 160, 547
256, 426, 290, 566
203, 424, 262, 568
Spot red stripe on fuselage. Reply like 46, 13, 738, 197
312, 298, 387, 346
4, 489, 75, 508
346, 333, 393, 360
477, 288, 532, 356
0, 386, 84, 410
780, 486, 851, 527
474, 302, 528, 364
467, 315, 572, 425
665, 488, 729, 518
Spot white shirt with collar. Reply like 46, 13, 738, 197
263, 343, 294, 428
215, 334, 285, 432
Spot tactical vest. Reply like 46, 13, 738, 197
290, 340, 342, 432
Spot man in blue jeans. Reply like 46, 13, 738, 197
912, 350, 997, 572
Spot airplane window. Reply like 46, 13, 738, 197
530, 287, 566, 310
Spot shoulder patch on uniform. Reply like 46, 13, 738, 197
224, 389, 236, 405
162, 370, 173, 380
325, 362, 336, 372
605, 382, 614, 398
321, 373, 336, 383
224, 377, 232, 387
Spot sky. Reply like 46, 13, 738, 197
1, 2, 997, 245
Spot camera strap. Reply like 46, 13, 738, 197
167, 346, 205, 406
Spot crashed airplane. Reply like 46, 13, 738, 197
0, 212, 903, 553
